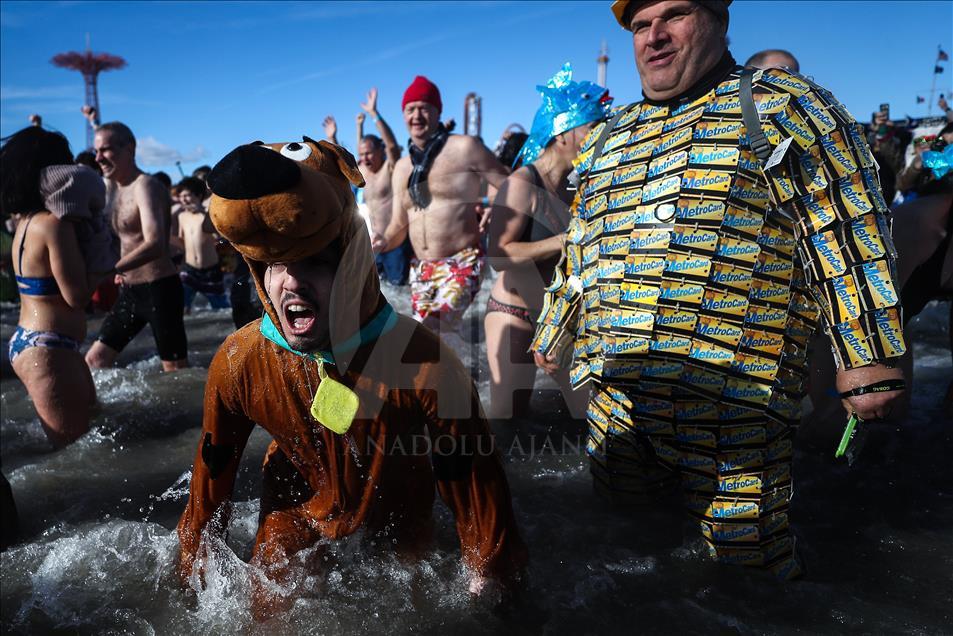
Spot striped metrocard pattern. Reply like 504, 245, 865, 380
530, 66, 905, 581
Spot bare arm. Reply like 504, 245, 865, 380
323, 116, 339, 146
114, 177, 170, 274
487, 170, 563, 271
459, 136, 508, 234
356, 112, 365, 153
463, 135, 509, 191
361, 88, 402, 164
372, 159, 411, 253
47, 217, 90, 309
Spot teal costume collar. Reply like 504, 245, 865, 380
260, 302, 398, 365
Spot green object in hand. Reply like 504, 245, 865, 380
835, 412, 868, 466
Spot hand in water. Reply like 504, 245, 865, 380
468, 574, 488, 595
836, 363, 905, 420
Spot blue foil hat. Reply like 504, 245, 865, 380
516, 63, 612, 166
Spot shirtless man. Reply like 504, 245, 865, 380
176, 176, 229, 312
355, 87, 408, 285
85, 122, 189, 371
372, 76, 507, 335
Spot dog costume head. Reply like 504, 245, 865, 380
207, 137, 380, 352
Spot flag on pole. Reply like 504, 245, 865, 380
917, 96, 925, 103
936, 65, 945, 74
939, 48, 949, 62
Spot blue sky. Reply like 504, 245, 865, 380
2, 1, 951, 177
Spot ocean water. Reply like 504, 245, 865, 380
1, 279, 951, 635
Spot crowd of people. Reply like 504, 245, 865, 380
2, 0, 952, 619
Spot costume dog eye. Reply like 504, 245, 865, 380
280, 142, 312, 161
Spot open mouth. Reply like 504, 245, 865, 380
283, 300, 316, 335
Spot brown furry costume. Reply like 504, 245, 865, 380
177, 138, 526, 615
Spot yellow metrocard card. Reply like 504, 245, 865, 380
654, 306, 698, 335
647, 150, 688, 179
649, 333, 693, 356
694, 120, 743, 142
689, 144, 740, 168
739, 327, 785, 356
714, 236, 761, 265
796, 92, 838, 136
869, 307, 906, 359
659, 279, 705, 305
700, 288, 750, 318
664, 104, 706, 131
856, 260, 899, 310
754, 92, 791, 115
626, 253, 666, 280
838, 172, 874, 217
831, 318, 875, 367
695, 314, 744, 347
682, 169, 732, 194
818, 129, 859, 178
730, 352, 781, 382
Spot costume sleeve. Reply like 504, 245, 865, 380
177, 345, 256, 584
419, 345, 528, 582
758, 73, 907, 369
529, 125, 601, 365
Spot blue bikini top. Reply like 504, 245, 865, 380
15, 214, 61, 296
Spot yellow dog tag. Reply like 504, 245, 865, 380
310, 360, 359, 435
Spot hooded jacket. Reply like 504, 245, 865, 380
177, 138, 527, 583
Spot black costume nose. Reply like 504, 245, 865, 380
207, 144, 301, 200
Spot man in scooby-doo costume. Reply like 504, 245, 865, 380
177, 137, 526, 618
532, 0, 907, 579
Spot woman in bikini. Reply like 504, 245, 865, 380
2, 127, 96, 447
485, 65, 610, 419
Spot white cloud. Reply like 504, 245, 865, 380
0, 84, 79, 100
136, 136, 207, 167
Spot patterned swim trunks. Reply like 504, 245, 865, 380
410, 246, 483, 332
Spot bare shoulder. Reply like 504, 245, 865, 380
392, 155, 412, 180
135, 173, 170, 201
508, 165, 536, 185
446, 134, 485, 155
26, 211, 62, 238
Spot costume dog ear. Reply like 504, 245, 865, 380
303, 135, 365, 188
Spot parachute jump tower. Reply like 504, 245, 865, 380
51, 36, 126, 149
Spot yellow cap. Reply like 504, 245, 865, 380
611, 0, 732, 31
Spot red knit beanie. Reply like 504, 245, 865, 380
402, 76, 442, 113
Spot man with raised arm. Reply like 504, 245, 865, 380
355, 88, 410, 285
531, 0, 906, 580
372, 76, 507, 336
85, 121, 188, 371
